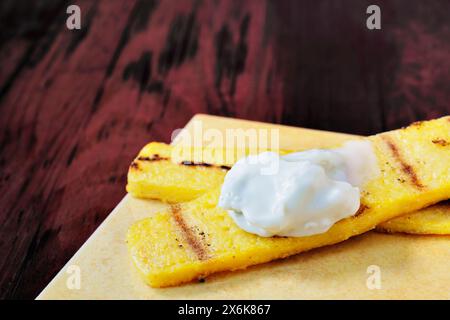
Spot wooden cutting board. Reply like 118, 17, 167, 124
37, 114, 450, 300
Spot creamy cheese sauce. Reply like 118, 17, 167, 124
218, 141, 379, 237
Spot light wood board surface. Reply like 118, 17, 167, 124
37, 114, 450, 300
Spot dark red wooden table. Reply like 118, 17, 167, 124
0, 0, 449, 299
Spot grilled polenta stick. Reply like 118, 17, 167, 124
127, 139, 450, 236
127, 117, 450, 287
377, 201, 450, 234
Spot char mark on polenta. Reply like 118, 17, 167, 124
138, 152, 230, 170
130, 161, 140, 170
181, 161, 212, 167
137, 154, 169, 161
170, 205, 209, 261
432, 138, 449, 147
180, 160, 230, 170
354, 204, 369, 217
381, 135, 425, 190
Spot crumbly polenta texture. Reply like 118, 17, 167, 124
127, 117, 450, 287
377, 201, 450, 234
126, 143, 228, 202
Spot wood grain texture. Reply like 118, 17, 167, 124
0, 0, 449, 299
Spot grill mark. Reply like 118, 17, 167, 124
130, 161, 140, 170
170, 205, 208, 261
137, 154, 169, 161
180, 160, 230, 170
354, 204, 369, 217
432, 138, 449, 147
381, 135, 425, 190
130, 154, 169, 170
136, 154, 231, 170
181, 160, 212, 167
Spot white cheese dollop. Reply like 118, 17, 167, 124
218, 141, 379, 237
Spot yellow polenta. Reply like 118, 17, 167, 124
127, 117, 450, 287
377, 201, 450, 234
127, 133, 450, 235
